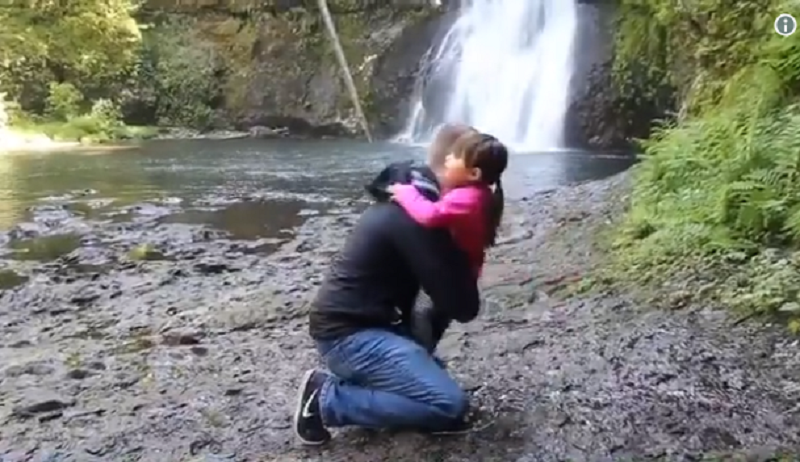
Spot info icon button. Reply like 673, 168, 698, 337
775, 14, 797, 36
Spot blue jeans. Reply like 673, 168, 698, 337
316, 329, 468, 431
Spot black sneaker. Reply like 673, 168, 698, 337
293, 369, 332, 445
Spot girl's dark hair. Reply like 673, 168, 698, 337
451, 132, 509, 248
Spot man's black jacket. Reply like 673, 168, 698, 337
309, 161, 480, 340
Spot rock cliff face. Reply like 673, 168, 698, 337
145, 0, 446, 137
564, 3, 675, 150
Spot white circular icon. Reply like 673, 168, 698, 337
775, 14, 797, 36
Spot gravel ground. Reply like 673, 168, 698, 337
0, 171, 798, 461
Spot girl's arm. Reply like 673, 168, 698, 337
391, 184, 475, 227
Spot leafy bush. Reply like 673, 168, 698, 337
608, 0, 800, 330
2, 1, 231, 131
10, 94, 153, 143
131, 18, 222, 130
0, 0, 141, 113
45, 82, 83, 121
87, 99, 125, 134
90, 98, 123, 123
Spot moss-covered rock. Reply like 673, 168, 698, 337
140, 0, 446, 137
564, 2, 675, 150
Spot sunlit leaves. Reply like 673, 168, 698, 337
0, 0, 142, 102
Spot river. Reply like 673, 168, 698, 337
0, 139, 633, 261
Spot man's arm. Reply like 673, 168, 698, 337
388, 207, 480, 323
391, 184, 474, 228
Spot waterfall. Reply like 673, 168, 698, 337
399, 0, 578, 151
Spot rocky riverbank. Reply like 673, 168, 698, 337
0, 172, 798, 461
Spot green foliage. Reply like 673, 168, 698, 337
613, 0, 778, 114
0, 0, 142, 109
68, 98, 127, 142
610, 0, 800, 329
132, 18, 223, 129
0, 0, 158, 140
90, 99, 124, 126
11, 96, 156, 143
0, 0, 230, 132
45, 82, 84, 121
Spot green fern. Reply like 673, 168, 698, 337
609, 0, 800, 329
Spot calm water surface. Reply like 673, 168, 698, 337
0, 138, 634, 241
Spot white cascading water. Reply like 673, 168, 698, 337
399, 0, 578, 150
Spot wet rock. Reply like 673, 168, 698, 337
223, 388, 242, 396
153, 128, 248, 140
86, 361, 106, 371
161, 328, 203, 346
190, 346, 209, 356
112, 370, 142, 389
19, 449, 73, 462
12, 392, 74, 419
4, 360, 57, 377
60, 245, 115, 267
129, 203, 177, 218
186, 452, 237, 462
2, 449, 36, 461
66, 369, 92, 380
72, 188, 98, 197
69, 288, 101, 306
698, 427, 741, 449
248, 125, 288, 139
193, 261, 233, 275
8, 222, 43, 240
85, 198, 115, 209
116, 336, 155, 354
566, 60, 673, 150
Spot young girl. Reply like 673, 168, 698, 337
390, 131, 509, 279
